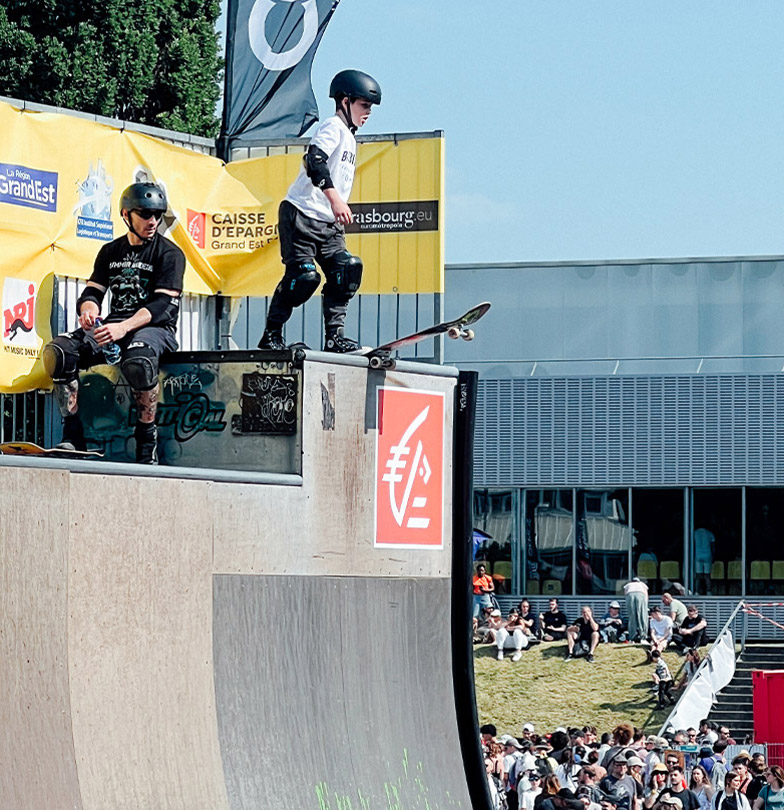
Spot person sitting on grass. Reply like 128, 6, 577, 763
673, 605, 708, 653
651, 650, 676, 709
565, 606, 600, 663
541, 598, 569, 641
497, 607, 530, 662
649, 606, 674, 655
476, 608, 506, 644
599, 601, 628, 643
519, 598, 541, 643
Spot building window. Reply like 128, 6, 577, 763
576, 489, 630, 595
524, 489, 574, 596
473, 489, 516, 594
691, 489, 742, 595
632, 489, 684, 593
745, 489, 782, 596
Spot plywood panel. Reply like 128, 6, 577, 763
213, 575, 470, 810
67, 475, 229, 810
0, 467, 83, 810
212, 362, 455, 578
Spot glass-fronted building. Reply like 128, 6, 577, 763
445, 256, 784, 598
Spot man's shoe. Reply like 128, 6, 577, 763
258, 328, 286, 351
511, 651, 522, 662
587, 654, 595, 663
565, 653, 575, 661
496, 650, 504, 661
324, 330, 360, 353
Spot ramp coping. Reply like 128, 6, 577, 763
301, 349, 461, 378
0, 456, 303, 486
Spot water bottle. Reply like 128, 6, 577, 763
94, 318, 121, 365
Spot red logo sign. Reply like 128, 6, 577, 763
187, 209, 206, 248
2, 279, 36, 347
375, 387, 444, 548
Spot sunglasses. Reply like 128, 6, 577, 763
133, 209, 163, 220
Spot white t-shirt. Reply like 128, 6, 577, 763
286, 115, 356, 223
650, 614, 673, 640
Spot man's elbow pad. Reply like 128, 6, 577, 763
304, 145, 334, 190
145, 292, 180, 325
76, 287, 105, 314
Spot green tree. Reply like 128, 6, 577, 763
0, 0, 222, 137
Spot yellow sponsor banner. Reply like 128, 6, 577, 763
0, 100, 443, 392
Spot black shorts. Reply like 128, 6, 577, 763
278, 199, 347, 265
56, 324, 178, 372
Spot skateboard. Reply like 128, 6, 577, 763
363, 301, 491, 369
0, 441, 104, 459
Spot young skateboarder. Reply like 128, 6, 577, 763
258, 69, 382, 353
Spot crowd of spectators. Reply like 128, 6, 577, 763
478, 722, 777, 810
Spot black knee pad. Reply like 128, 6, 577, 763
42, 338, 78, 382
323, 251, 363, 301
277, 262, 320, 307
120, 342, 159, 391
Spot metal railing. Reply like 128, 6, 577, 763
0, 391, 48, 445
658, 599, 746, 735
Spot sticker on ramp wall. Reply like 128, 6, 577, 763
375, 387, 444, 549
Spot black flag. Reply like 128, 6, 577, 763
221, 0, 339, 156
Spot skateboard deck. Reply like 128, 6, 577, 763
0, 441, 104, 459
363, 301, 491, 369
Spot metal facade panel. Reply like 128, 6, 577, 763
476, 374, 784, 487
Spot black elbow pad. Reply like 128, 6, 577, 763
145, 292, 180, 325
304, 145, 334, 190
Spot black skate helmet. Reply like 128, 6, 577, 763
329, 70, 382, 105
119, 182, 167, 216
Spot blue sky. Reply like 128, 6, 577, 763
222, 2, 784, 265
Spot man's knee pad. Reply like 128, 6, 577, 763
277, 262, 320, 307
120, 343, 159, 391
42, 338, 78, 382
323, 251, 363, 300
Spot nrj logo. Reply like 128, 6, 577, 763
375, 387, 444, 548
187, 210, 206, 249
2, 278, 37, 347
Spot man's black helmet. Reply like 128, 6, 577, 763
119, 182, 167, 215
329, 70, 382, 105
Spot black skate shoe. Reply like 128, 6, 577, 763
258, 327, 286, 351
58, 414, 87, 452
324, 329, 360, 353
134, 422, 159, 465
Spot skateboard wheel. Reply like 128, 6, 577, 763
369, 356, 383, 369
447, 326, 461, 339
462, 329, 475, 341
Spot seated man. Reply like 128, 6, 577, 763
518, 598, 541, 644
599, 600, 628, 643
662, 592, 688, 629
497, 607, 529, 662
540, 597, 569, 641
672, 605, 707, 652
476, 608, 505, 644
42, 182, 183, 464
565, 605, 600, 663
649, 606, 673, 654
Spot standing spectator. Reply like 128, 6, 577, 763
651, 650, 676, 709
710, 744, 729, 792
699, 721, 719, 745
578, 766, 607, 805
540, 598, 569, 642
497, 608, 530, 661
718, 728, 736, 746
690, 766, 715, 810
599, 601, 628, 643
697, 747, 717, 779
645, 764, 671, 808
503, 736, 527, 810
624, 577, 649, 643
674, 607, 708, 653
473, 564, 495, 618
752, 765, 784, 810
566, 606, 601, 662
649, 606, 674, 654
599, 754, 640, 810
629, 756, 646, 807
520, 772, 544, 810
644, 737, 666, 783
712, 771, 752, 810
693, 527, 716, 595
660, 765, 700, 810
662, 593, 688, 628
602, 724, 635, 769
535, 775, 562, 810
519, 599, 541, 643
745, 760, 768, 806
732, 756, 752, 795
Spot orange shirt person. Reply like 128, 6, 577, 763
473, 563, 495, 618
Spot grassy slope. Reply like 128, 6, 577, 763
474, 640, 685, 734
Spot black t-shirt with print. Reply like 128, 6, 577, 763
543, 610, 568, 631
90, 233, 185, 327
